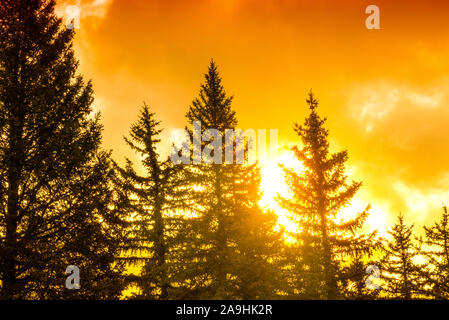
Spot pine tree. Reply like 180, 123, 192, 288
380, 214, 422, 299
114, 104, 185, 299
420, 206, 449, 299
277, 92, 378, 299
176, 61, 283, 299
0, 0, 124, 299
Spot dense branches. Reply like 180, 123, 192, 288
419, 206, 449, 299
114, 104, 187, 299
380, 214, 423, 299
0, 0, 124, 299
176, 61, 284, 299
277, 92, 379, 299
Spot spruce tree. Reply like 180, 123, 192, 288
114, 104, 185, 299
277, 92, 378, 299
176, 61, 283, 299
420, 206, 449, 299
380, 214, 422, 299
0, 0, 124, 299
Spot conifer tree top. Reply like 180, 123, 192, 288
187, 60, 236, 131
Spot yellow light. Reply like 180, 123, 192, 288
259, 151, 389, 239
259, 151, 304, 235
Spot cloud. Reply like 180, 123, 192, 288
339, 79, 449, 231
393, 180, 449, 226
349, 81, 445, 134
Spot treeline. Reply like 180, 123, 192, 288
0, 0, 448, 300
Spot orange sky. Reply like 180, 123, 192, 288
56, 0, 449, 234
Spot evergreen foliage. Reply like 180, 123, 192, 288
176, 61, 284, 299
277, 92, 379, 299
0, 0, 124, 299
380, 214, 423, 299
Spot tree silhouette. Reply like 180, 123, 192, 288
176, 61, 284, 299
420, 206, 449, 299
277, 92, 378, 299
0, 0, 124, 299
380, 214, 423, 299
114, 104, 187, 299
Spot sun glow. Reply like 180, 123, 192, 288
259, 151, 304, 234
338, 199, 389, 238
259, 151, 389, 238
